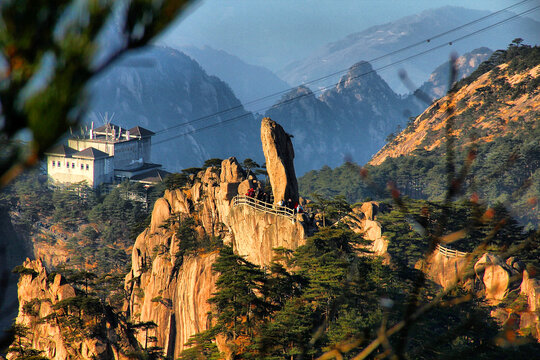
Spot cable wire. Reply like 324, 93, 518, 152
154, 0, 535, 137
152, 3, 540, 146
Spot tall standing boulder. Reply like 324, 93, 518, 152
260, 117, 299, 204
220, 157, 246, 183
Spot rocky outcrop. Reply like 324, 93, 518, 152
474, 253, 518, 305
9, 259, 131, 360
125, 176, 227, 358
260, 117, 299, 204
519, 270, 540, 340
422, 249, 470, 290
125, 151, 309, 357
220, 157, 246, 183
343, 202, 389, 261
521, 270, 540, 313
360, 201, 378, 221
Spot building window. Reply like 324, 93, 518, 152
86, 164, 89, 170
58, 161, 61, 167
52, 161, 55, 167
66, 162, 69, 167
72, 163, 75, 169
81, 164, 84, 170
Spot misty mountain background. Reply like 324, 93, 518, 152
85, 6, 539, 175
278, 6, 540, 94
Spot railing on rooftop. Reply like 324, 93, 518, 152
233, 195, 296, 220
436, 244, 469, 258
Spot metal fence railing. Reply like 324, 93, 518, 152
436, 244, 469, 258
233, 195, 296, 220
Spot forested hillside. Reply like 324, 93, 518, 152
299, 42, 540, 229
0, 170, 165, 274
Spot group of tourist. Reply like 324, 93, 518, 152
277, 198, 304, 214
245, 187, 271, 204
245, 188, 304, 214
244, 187, 306, 218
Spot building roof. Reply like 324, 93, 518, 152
129, 126, 155, 138
94, 123, 122, 135
130, 169, 170, 184
72, 147, 111, 159
115, 162, 161, 172
45, 144, 77, 157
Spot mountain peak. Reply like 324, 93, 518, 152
334, 60, 393, 95
347, 61, 374, 77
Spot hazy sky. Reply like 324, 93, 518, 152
159, 0, 540, 70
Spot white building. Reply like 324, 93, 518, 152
45, 124, 168, 188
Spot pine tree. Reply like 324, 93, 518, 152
209, 246, 271, 356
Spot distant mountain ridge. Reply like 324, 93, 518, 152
86, 46, 261, 171
179, 45, 290, 112
279, 6, 540, 94
84, 43, 499, 175
266, 61, 423, 174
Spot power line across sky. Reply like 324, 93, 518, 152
151, 1, 539, 146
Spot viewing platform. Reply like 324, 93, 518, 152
436, 244, 468, 258
232, 195, 296, 221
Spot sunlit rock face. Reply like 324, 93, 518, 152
421, 250, 470, 290
260, 117, 299, 205
343, 202, 389, 263
228, 205, 306, 266
474, 253, 516, 304
10, 259, 131, 360
125, 143, 309, 356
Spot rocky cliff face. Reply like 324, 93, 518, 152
9, 259, 132, 360
421, 251, 470, 290
228, 205, 306, 266
125, 160, 242, 357
125, 142, 310, 356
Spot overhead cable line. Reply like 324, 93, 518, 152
153, 3, 540, 146
154, 0, 535, 137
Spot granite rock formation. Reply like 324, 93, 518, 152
125, 148, 308, 356
260, 117, 299, 204
9, 259, 132, 360
474, 253, 517, 304
343, 202, 389, 261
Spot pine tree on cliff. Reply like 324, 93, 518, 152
209, 246, 271, 354
7, 323, 49, 360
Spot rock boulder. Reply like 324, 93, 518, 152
260, 117, 298, 204
521, 270, 540, 312
220, 157, 246, 183
474, 253, 514, 304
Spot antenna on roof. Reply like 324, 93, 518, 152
96, 112, 106, 126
